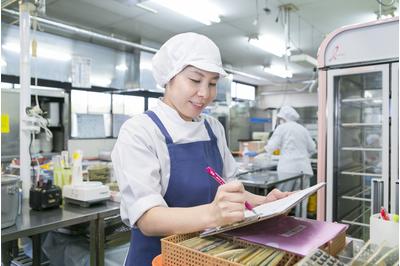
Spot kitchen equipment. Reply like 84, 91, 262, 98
1, 175, 21, 229
29, 181, 62, 210
39, 131, 53, 153
63, 181, 110, 207
48, 102, 60, 127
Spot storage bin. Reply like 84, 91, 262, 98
161, 230, 346, 266
370, 213, 399, 247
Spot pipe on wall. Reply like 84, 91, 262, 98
2, 8, 158, 54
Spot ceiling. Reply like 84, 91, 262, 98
1, 0, 399, 85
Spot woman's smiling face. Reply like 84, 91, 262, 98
163, 66, 219, 121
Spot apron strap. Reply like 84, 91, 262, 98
145, 111, 173, 144
204, 119, 217, 141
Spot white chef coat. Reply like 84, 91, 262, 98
111, 99, 238, 227
265, 121, 316, 176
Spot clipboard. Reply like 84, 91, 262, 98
200, 182, 326, 237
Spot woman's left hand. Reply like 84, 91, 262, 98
245, 188, 294, 207
264, 188, 292, 203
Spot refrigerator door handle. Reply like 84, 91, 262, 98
371, 178, 384, 214
396, 180, 399, 214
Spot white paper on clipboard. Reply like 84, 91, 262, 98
200, 182, 325, 237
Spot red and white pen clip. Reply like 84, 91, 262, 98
205, 166, 258, 216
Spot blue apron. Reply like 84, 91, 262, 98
125, 111, 223, 266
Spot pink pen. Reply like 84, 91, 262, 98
205, 166, 258, 216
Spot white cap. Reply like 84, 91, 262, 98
277, 105, 300, 122
152, 32, 227, 88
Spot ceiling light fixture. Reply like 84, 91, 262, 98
2, 42, 71, 61
248, 35, 288, 57
136, 3, 158, 14
152, 0, 221, 25
224, 67, 268, 81
264, 65, 293, 78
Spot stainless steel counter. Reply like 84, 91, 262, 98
237, 170, 305, 195
238, 170, 303, 188
1, 200, 120, 266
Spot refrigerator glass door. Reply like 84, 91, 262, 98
327, 64, 390, 241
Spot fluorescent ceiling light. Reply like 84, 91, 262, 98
249, 35, 288, 57
264, 65, 293, 78
224, 67, 267, 81
116, 64, 128, 72
152, 0, 221, 25
136, 3, 158, 13
2, 42, 71, 61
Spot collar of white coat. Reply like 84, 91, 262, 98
156, 99, 203, 124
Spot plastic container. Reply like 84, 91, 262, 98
1, 175, 21, 228
370, 213, 399, 247
71, 150, 83, 184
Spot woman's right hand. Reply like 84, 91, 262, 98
208, 181, 246, 227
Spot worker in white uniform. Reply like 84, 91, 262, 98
264, 105, 316, 217
111, 32, 291, 266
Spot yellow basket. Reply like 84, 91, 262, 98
161, 230, 346, 266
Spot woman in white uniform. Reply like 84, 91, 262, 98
264, 105, 316, 217
112, 32, 290, 266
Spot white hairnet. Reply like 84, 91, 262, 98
152, 32, 227, 88
277, 106, 300, 122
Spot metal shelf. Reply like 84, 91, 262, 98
341, 205, 371, 228
341, 147, 382, 152
341, 186, 371, 202
340, 165, 382, 177
341, 123, 382, 127
341, 171, 382, 177
341, 97, 382, 104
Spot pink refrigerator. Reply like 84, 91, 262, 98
316, 17, 399, 240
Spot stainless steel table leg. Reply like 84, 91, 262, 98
97, 217, 105, 266
89, 220, 97, 266
32, 234, 41, 266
